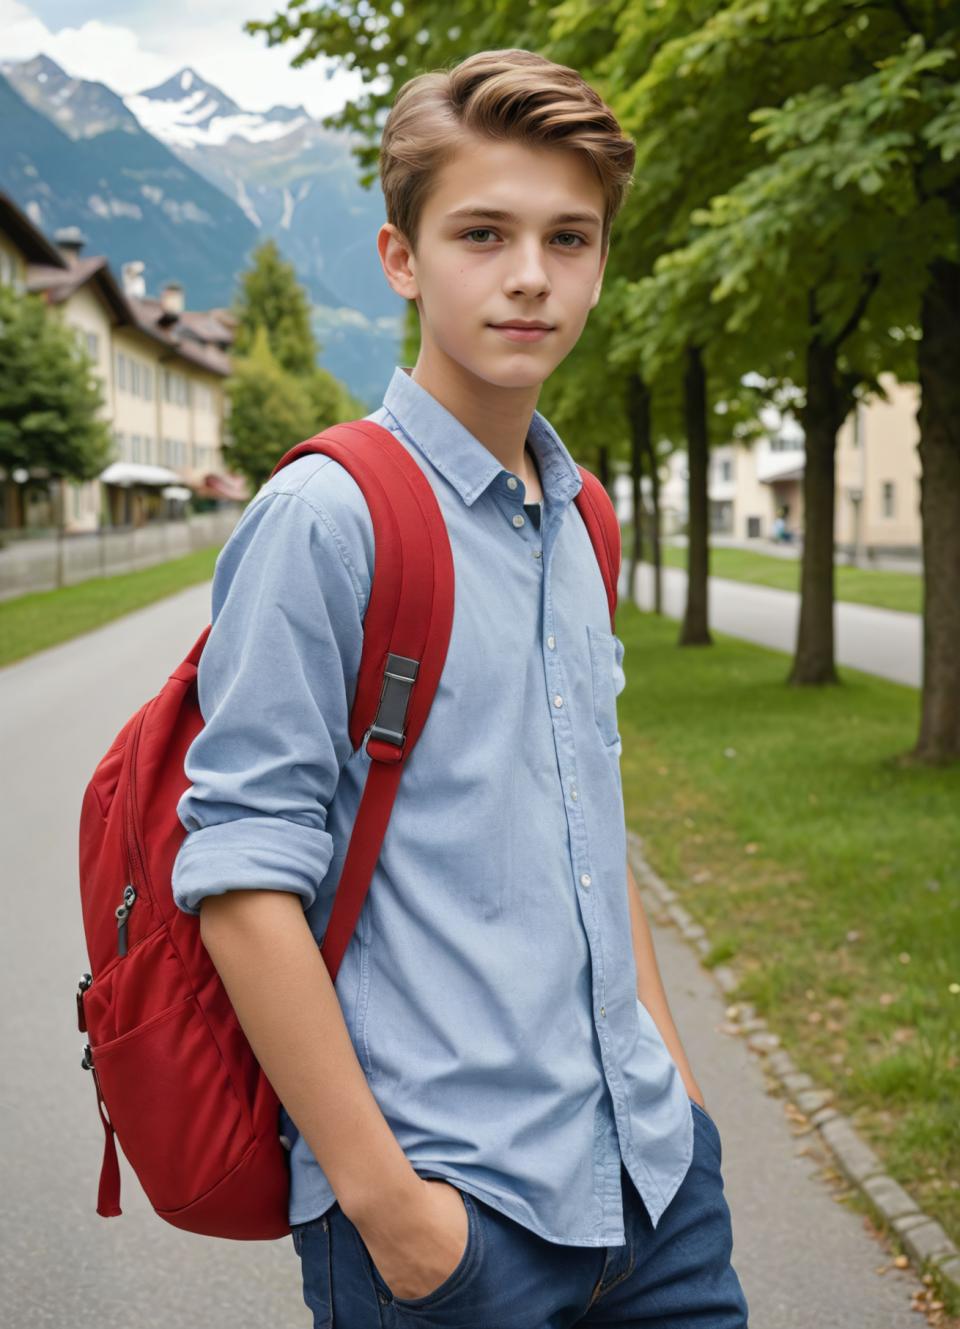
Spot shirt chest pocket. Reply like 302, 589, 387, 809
586, 624, 626, 747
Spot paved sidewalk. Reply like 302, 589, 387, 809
629, 562, 922, 687
1, 585, 308, 1329
628, 834, 929, 1327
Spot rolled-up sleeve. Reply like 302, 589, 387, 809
172, 485, 364, 917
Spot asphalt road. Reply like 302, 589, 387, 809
0, 580, 929, 1326
630, 562, 922, 688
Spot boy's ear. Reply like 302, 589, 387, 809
378, 223, 420, 302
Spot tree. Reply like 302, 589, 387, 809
619, 6, 958, 755
231, 238, 320, 377
224, 326, 317, 493
0, 283, 113, 579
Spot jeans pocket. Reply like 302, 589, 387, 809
369, 1187, 482, 1311
690, 1097, 722, 1165
689, 1098, 716, 1129
295, 1213, 333, 1329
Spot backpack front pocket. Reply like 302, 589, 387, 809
90, 992, 254, 1215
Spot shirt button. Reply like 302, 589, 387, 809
506, 476, 518, 489
553, 694, 563, 707
512, 513, 525, 528
547, 635, 556, 649
570, 786, 578, 800
533, 549, 542, 559
600, 1006, 606, 1018
580, 873, 592, 887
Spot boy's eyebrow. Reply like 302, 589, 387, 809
444, 205, 602, 228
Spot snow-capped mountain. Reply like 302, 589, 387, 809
0, 52, 142, 139
0, 56, 403, 404
128, 66, 312, 150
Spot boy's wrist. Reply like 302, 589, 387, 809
338, 1151, 423, 1226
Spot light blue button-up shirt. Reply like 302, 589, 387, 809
172, 364, 694, 1245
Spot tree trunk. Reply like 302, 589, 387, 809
913, 254, 960, 763
596, 442, 611, 491
643, 433, 659, 613
640, 402, 663, 615
627, 371, 648, 610
790, 335, 846, 684
680, 344, 711, 646
790, 268, 883, 684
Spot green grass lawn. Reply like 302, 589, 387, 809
616, 599, 959, 1262
621, 527, 923, 615
0, 545, 220, 668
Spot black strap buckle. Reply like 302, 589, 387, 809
365, 653, 419, 750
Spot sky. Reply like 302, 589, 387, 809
0, 0, 368, 118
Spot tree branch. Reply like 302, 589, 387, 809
829, 267, 882, 352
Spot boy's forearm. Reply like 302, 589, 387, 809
198, 888, 418, 1224
626, 858, 705, 1105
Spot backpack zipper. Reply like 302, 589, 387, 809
121, 706, 151, 909
115, 885, 138, 957
76, 971, 93, 1032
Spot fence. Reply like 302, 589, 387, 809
0, 510, 242, 601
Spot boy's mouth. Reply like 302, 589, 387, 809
488, 321, 555, 342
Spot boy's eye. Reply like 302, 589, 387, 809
460, 229, 587, 248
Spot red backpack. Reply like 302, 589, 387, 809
76, 419, 621, 1240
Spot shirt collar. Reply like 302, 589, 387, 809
381, 365, 583, 509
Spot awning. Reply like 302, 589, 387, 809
100, 461, 183, 487
161, 485, 194, 500
203, 472, 250, 501
759, 466, 804, 485
760, 454, 803, 486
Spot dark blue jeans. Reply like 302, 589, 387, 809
291, 1098, 750, 1327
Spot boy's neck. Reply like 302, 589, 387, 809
404, 361, 544, 502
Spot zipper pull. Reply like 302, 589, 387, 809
76, 972, 93, 1032
115, 885, 137, 957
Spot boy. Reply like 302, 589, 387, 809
172, 46, 750, 1328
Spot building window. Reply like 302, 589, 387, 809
132, 434, 141, 463
163, 369, 190, 407
116, 350, 127, 392
144, 366, 152, 401
882, 481, 895, 519
721, 459, 733, 482
86, 331, 99, 362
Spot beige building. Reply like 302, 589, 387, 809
704, 379, 922, 555
0, 190, 247, 534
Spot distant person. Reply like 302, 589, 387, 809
172, 46, 749, 1329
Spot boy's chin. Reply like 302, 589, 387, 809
465, 350, 559, 390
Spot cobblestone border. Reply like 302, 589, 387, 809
626, 828, 960, 1306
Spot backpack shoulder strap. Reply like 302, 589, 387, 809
573, 466, 621, 632
264, 420, 455, 980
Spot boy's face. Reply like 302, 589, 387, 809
379, 132, 609, 391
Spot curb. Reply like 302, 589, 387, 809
626, 828, 960, 1312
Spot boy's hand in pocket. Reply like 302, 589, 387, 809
355, 1177, 469, 1302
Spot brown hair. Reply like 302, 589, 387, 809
379, 48, 636, 257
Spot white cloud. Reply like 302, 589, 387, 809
0, 0, 367, 120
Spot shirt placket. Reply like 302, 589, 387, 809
496, 471, 626, 1238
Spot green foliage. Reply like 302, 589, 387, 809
0, 283, 113, 480
230, 237, 320, 377
224, 326, 317, 492
224, 237, 371, 489
243, 0, 958, 474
